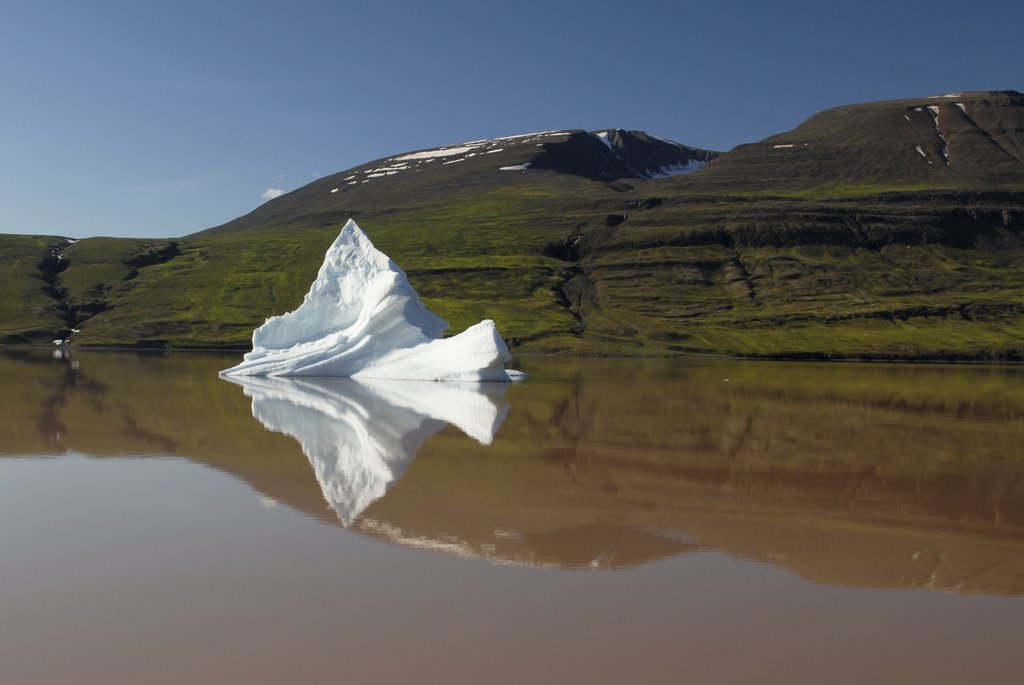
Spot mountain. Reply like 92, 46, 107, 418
678, 90, 1024, 191
199, 128, 717, 236
2, 91, 1024, 359
3, 129, 718, 350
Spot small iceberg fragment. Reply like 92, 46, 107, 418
221, 219, 524, 381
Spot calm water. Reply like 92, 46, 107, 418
1, 349, 1022, 684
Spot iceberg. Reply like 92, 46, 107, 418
221, 219, 523, 381
225, 374, 509, 525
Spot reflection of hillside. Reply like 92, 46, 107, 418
358, 359, 1024, 589
526, 359, 1024, 529
0, 350, 332, 522
2, 351, 1023, 591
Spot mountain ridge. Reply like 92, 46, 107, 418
671, 90, 1024, 191
198, 127, 718, 237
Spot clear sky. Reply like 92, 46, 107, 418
2, 0, 1021, 238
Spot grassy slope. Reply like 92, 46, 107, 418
66, 228, 338, 346
575, 193, 1024, 358
24, 180, 1024, 358
67, 172, 619, 349
0, 235, 67, 342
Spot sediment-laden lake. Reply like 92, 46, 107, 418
1, 349, 1022, 684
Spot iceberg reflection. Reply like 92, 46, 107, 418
224, 376, 509, 525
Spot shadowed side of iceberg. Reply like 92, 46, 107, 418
221, 219, 523, 381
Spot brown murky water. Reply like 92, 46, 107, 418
1, 349, 1022, 684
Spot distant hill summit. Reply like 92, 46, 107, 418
200, 129, 719, 236
529, 128, 717, 180
679, 90, 1024, 190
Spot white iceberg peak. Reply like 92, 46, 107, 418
221, 219, 524, 381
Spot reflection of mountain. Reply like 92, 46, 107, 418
0, 348, 333, 521
2, 350, 1024, 590
225, 376, 509, 525
352, 358, 1024, 584
357, 517, 697, 569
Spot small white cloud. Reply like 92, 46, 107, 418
261, 187, 285, 201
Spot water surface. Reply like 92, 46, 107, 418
1, 349, 1022, 683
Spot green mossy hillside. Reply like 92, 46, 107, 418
0, 235, 68, 343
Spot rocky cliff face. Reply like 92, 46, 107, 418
528, 128, 717, 181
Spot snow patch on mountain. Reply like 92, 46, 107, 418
645, 159, 709, 177
344, 132, 572, 185
393, 146, 477, 162
595, 131, 616, 153
926, 105, 949, 165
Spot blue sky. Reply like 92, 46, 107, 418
1, 0, 1021, 238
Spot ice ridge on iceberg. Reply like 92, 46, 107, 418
221, 219, 523, 381
225, 375, 510, 525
